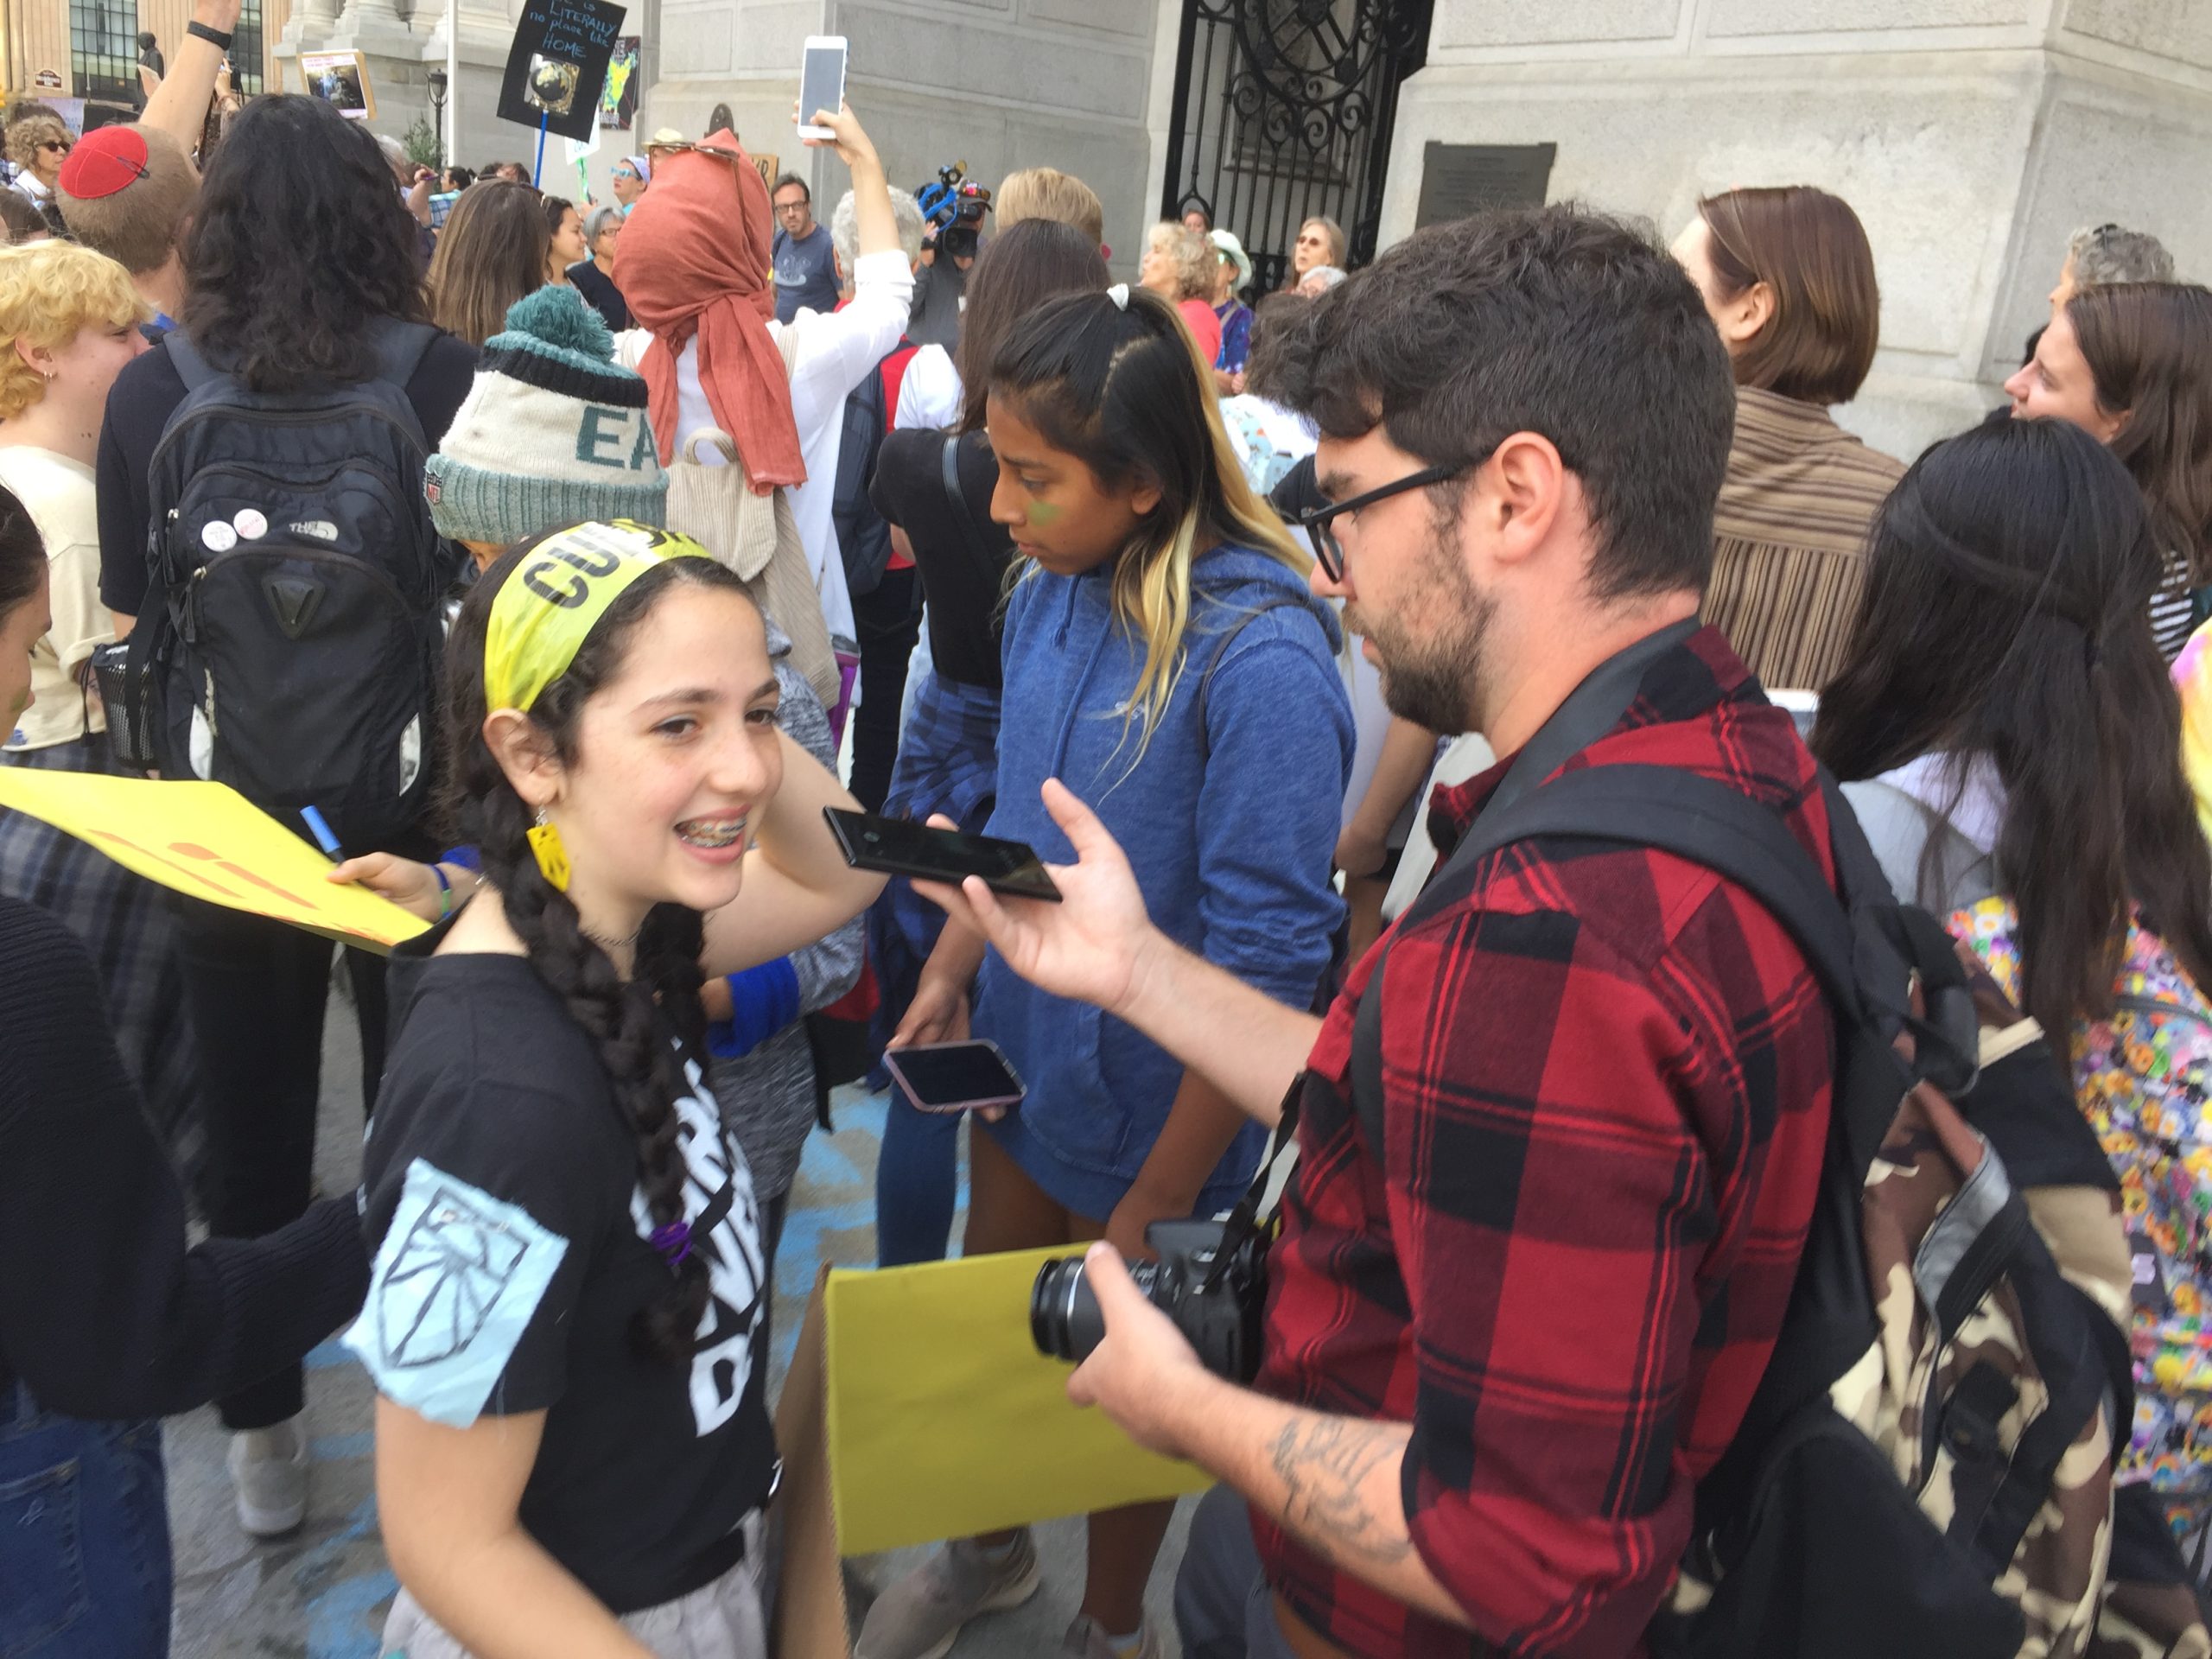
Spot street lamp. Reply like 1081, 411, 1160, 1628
428, 66, 448, 168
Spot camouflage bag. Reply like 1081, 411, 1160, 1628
1410, 763, 2136, 1658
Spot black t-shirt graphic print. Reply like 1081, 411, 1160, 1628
349, 945, 778, 1615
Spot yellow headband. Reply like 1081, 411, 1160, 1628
483, 521, 714, 715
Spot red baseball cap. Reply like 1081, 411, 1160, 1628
58, 125, 149, 201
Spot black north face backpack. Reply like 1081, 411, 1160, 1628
127, 322, 448, 852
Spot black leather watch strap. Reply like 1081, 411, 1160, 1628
186, 19, 234, 49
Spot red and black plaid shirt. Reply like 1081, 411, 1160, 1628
1254, 627, 1836, 1657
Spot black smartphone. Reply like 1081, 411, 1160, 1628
882, 1039, 1026, 1116
822, 808, 1062, 902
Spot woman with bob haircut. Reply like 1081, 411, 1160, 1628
2008, 280, 2212, 659
1674, 184, 1904, 693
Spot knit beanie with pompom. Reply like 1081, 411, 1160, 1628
423, 283, 668, 545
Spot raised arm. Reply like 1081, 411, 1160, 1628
139, 0, 240, 165
784, 102, 912, 423
799, 101, 896, 260
700, 728, 886, 975
914, 779, 1320, 1128
333, 733, 882, 964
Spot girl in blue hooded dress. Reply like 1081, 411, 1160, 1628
861, 285, 1351, 1659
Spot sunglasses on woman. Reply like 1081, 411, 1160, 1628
38, 140, 69, 154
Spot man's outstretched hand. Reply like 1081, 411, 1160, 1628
911, 779, 1161, 1021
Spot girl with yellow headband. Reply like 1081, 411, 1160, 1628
344, 521, 881, 1659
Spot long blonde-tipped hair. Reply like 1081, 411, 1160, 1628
991, 284, 1306, 766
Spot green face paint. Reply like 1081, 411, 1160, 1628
1024, 499, 1063, 525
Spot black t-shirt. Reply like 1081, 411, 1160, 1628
96, 328, 479, 617
349, 940, 776, 1615
870, 426, 1012, 690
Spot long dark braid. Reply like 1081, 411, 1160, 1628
446, 545, 755, 1363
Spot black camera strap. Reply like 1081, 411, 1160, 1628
1198, 1089, 1304, 1294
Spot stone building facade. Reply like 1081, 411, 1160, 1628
1377, 0, 2212, 460
10, 0, 2205, 457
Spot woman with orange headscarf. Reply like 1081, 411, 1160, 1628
614, 103, 911, 707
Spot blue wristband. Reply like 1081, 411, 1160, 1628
439, 844, 482, 872
704, 957, 802, 1059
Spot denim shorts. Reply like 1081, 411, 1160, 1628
0, 1383, 171, 1658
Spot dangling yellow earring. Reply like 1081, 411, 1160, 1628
527, 806, 572, 893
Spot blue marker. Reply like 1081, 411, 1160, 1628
300, 805, 340, 857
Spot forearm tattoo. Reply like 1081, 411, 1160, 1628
1268, 1414, 1414, 1567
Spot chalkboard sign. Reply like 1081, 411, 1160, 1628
1414, 143, 1557, 227
498, 0, 628, 142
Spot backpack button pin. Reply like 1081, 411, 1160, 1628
233, 508, 268, 541
200, 520, 238, 553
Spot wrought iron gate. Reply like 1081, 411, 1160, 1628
1159, 0, 1433, 293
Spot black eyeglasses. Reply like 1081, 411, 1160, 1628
1293, 461, 1466, 583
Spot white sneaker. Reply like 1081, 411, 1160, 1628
226, 1417, 308, 1537
855, 1530, 1042, 1659
1063, 1614, 1164, 1658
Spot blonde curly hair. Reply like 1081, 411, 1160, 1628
1144, 220, 1216, 302
0, 240, 147, 418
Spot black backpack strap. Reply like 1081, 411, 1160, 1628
1466, 766, 1859, 995
1352, 763, 1849, 1164
164, 329, 221, 393
1351, 760, 1979, 1167
163, 321, 435, 400
938, 432, 982, 546
366, 318, 439, 391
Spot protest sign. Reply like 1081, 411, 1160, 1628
817, 1248, 1211, 1556
0, 770, 428, 951
598, 35, 640, 129
498, 0, 626, 143
301, 49, 375, 120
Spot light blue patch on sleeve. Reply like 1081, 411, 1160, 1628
341, 1156, 570, 1428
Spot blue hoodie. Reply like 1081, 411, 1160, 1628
978, 543, 1354, 1221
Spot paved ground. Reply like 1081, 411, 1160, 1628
165, 986, 1192, 1657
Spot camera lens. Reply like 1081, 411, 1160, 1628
1031, 1254, 1160, 1364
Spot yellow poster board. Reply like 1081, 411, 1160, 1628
0, 770, 429, 951
823, 1248, 1212, 1556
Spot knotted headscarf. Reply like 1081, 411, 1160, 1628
615, 131, 805, 492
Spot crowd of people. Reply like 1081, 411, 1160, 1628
4, 3, 2212, 1656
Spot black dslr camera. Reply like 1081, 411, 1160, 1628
1030, 1217, 1268, 1383
917, 160, 993, 261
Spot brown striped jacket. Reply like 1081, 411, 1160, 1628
1702, 385, 1906, 694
